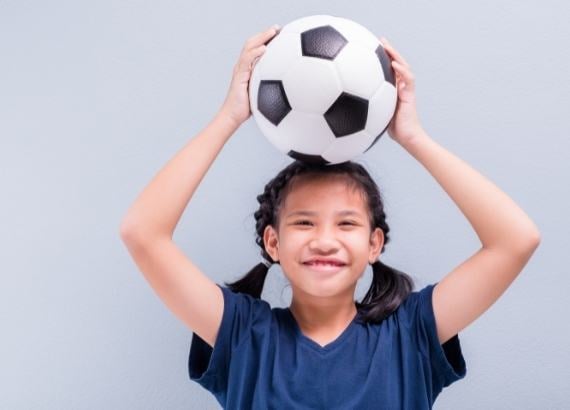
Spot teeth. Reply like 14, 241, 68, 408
309, 261, 341, 266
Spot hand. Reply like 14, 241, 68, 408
219, 25, 281, 128
380, 37, 425, 146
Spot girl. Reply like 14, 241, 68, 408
120, 25, 541, 409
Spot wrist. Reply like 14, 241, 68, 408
398, 127, 430, 150
216, 108, 242, 131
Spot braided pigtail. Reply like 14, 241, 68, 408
349, 164, 415, 323
224, 162, 307, 298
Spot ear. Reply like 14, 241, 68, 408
263, 225, 279, 262
369, 227, 384, 263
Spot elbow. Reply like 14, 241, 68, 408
525, 221, 542, 249
488, 230, 542, 255
516, 218, 542, 253
119, 219, 170, 245
517, 230, 542, 254
528, 230, 542, 249
119, 219, 140, 243
119, 224, 149, 253
523, 218, 542, 245
119, 226, 133, 244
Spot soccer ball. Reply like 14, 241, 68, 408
249, 15, 397, 165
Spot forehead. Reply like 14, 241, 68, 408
282, 175, 367, 215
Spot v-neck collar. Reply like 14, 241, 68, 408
285, 308, 359, 353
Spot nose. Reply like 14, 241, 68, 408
308, 225, 341, 252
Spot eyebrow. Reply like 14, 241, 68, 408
286, 210, 364, 218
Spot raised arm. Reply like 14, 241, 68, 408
119, 26, 279, 347
380, 37, 541, 344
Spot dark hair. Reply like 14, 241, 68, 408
224, 160, 415, 325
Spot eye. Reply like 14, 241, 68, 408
293, 220, 356, 226
295, 220, 312, 226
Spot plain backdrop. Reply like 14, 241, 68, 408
1, 1, 568, 409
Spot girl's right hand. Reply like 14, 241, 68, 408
219, 25, 281, 128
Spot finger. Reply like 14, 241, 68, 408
392, 61, 414, 80
247, 44, 267, 69
385, 44, 410, 68
238, 44, 267, 72
244, 25, 280, 50
380, 37, 410, 68
392, 60, 415, 91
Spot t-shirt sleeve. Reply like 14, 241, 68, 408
187, 284, 261, 399
408, 282, 467, 397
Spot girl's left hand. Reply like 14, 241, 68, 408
380, 37, 425, 146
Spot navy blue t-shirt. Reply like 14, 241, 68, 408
189, 282, 466, 409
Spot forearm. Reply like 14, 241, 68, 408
400, 129, 541, 252
120, 110, 239, 241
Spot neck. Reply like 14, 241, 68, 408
289, 295, 357, 334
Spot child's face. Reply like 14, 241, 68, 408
263, 176, 384, 299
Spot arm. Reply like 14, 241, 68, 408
117, 112, 236, 347
381, 37, 541, 344
119, 27, 279, 346
405, 131, 540, 344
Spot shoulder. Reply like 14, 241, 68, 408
217, 284, 274, 325
393, 283, 435, 320
392, 283, 442, 340
189, 285, 276, 385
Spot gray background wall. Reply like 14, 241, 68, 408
1, 1, 568, 408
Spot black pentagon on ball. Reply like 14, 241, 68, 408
288, 150, 331, 165
301, 25, 348, 60
324, 92, 369, 137
375, 44, 395, 86
257, 80, 292, 126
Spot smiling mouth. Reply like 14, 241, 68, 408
304, 261, 345, 266
303, 262, 347, 273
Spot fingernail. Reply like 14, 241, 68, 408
272, 24, 281, 31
